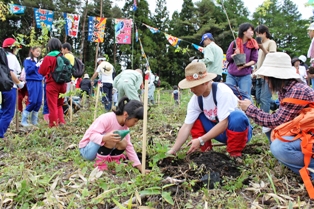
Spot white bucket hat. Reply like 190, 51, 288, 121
83, 73, 89, 79
308, 22, 314, 31
298, 55, 307, 63
97, 57, 106, 63
255, 52, 300, 79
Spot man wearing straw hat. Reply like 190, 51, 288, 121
199, 33, 223, 82
168, 62, 252, 157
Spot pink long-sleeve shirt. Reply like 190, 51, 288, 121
79, 112, 141, 166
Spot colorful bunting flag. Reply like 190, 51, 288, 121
139, 38, 147, 59
133, 0, 138, 11
87, 16, 107, 42
135, 27, 138, 42
9, 4, 25, 14
115, 19, 132, 44
64, 13, 80, 38
164, 33, 181, 48
192, 43, 204, 53
142, 23, 160, 34
34, 8, 54, 29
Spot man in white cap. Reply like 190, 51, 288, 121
238, 52, 314, 192
90, 58, 114, 111
198, 33, 223, 82
168, 62, 252, 157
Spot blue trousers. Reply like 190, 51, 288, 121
199, 110, 253, 144
271, 136, 314, 179
80, 141, 101, 161
255, 78, 272, 112
43, 83, 49, 114
26, 80, 43, 112
226, 73, 252, 100
0, 88, 16, 138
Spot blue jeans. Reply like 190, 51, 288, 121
311, 78, 314, 89
226, 73, 252, 100
255, 78, 272, 112
0, 88, 16, 138
80, 141, 101, 160
199, 110, 253, 144
270, 136, 314, 179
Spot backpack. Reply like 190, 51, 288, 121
271, 98, 314, 199
198, 82, 250, 121
73, 57, 85, 78
153, 75, 161, 87
0, 47, 14, 91
51, 55, 74, 84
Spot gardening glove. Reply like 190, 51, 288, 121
17, 81, 25, 89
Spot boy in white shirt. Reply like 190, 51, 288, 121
168, 62, 252, 157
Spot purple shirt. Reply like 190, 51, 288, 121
226, 41, 258, 76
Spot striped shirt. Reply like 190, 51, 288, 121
246, 81, 314, 129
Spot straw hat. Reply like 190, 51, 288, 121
178, 62, 217, 89
83, 73, 89, 79
255, 52, 300, 79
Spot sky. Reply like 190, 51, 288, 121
114, 0, 313, 19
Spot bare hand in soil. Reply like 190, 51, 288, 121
187, 139, 200, 154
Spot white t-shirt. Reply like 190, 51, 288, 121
7, 52, 21, 88
184, 83, 239, 124
297, 65, 307, 84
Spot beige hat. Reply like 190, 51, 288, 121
178, 62, 217, 89
308, 22, 314, 31
84, 73, 89, 79
255, 52, 300, 79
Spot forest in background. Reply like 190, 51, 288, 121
0, 0, 312, 88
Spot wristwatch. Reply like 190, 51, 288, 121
198, 137, 205, 146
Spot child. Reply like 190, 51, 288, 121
172, 85, 180, 105
79, 96, 145, 172
21, 46, 43, 126
39, 38, 66, 127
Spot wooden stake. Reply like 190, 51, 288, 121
94, 82, 100, 120
141, 70, 149, 175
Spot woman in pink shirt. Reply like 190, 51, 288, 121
79, 97, 144, 172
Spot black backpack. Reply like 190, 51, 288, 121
0, 47, 14, 91
51, 55, 74, 84
73, 57, 85, 78
198, 82, 250, 121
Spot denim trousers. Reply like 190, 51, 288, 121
226, 73, 252, 100
312, 78, 314, 90
255, 78, 272, 113
270, 136, 314, 179
80, 141, 101, 161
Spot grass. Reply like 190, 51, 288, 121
0, 89, 312, 208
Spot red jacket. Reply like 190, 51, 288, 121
38, 55, 58, 84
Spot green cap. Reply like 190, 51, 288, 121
113, 130, 130, 139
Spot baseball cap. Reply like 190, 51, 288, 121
200, 33, 214, 45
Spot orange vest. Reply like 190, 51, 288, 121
271, 98, 314, 199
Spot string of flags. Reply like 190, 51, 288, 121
7, 3, 206, 52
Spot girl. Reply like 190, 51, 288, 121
39, 38, 66, 127
79, 97, 145, 172
226, 22, 259, 98
21, 46, 43, 126
0, 38, 24, 140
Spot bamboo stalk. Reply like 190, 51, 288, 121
141, 70, 149, 175
94, 82, 100, 120
15, 88, 19, 131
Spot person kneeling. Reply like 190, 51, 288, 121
167, 62, 252, 157
79, 96, 148, 173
